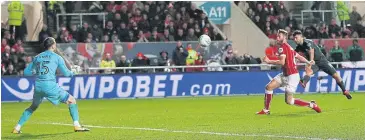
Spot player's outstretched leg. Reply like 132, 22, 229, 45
285, 92, 321, 113
300, 65, 313, 88
66, 95, 90, 132
257, 79, 280, 115
12, 95, 42, 134
332, 73, 352, 99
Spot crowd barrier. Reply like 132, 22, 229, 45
2, 68, 365, 102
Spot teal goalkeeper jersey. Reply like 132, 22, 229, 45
24, 50, 73, 82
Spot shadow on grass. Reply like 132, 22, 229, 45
2, 132, 73, 140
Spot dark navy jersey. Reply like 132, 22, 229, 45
295, 39, 326, 62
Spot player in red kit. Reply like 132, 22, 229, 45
257, 29, 322, 115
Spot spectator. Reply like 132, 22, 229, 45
271, 18, 280, 31
194, 23, 202, 37
38, 24, 52, 43
174, 28, 185, 41
11, 39, 22, 53
247, 8, 255, 20
4, 64, 17, 75
85, 32, 96, 43
167, 21, 176, 36
175, 13, 184, 28
113, 13, 123, 28
100, 53, 116, 74
172, 41, 188, 70
112, 34, 121, 43
337, 1, 350, 27
130, 21, 140, 37
61, 31, 76, 43
117, 22, 129, 41
278, 13, 286, 29
256, 4, 266, 23
350, 6, 362, 26
242, 53, 259, 64
1, 38, 9, 53
131, 8, 143, 24
91, 24, 103, 42
347, 39, 364, 61
137, 30, 149, 42
317, 39, 328, 57
8, 1, 24, 40
157, 51, 170, 72
161, 29, 174, 42
78, 22, 91, 42
182, 22, 189, 36
89, 1, 103, 13
211, 29, 224, 41
317, 23, 329, 39
25, 56, 32, 67
124, 30, 138, 42
149, 30, 161, 42
104, 21, 116, 39
276, 2, 288, 16
106, 1, 121, 13
116, 55, 130, 73
138, 14, 150, 33
186, 43, 198, 66
254, 15, 264, 32
194, 54, 205, 72
221, 44, 233, 65
224, 49, 240, 71
101, 34, 111, 42
132, 52, 150, 73
185, 28, 198, 41
150, 15, 163, 33
330, 40, 345, 63
2, 46, 12, 67
286, 12, 297, 30
69, 24, 80, 42
12, 55, 25, 72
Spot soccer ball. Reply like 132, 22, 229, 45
199, 34, 211, 47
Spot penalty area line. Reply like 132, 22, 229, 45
36, 122, 338, 140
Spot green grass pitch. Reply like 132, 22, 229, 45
2, 93, 365, 140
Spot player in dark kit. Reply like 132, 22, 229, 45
292, 30, 352, 99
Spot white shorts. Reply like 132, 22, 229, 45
273, 73, 300, 93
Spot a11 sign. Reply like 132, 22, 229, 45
199, 2, 231, 24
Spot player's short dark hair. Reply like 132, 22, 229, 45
292, 30, 302, 37
43, 37, 55, 49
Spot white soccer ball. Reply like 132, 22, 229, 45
199, 34, 211, 47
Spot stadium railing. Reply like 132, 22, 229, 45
301, 10, 345, 26
56, 12, 107, 31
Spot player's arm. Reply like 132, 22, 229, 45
24, 60, 35, 76
54, 48, 73, 70
264, 54, 286, 66
306, 42, 315, 63
58, 55, 74, 77
295, 53, 312, 65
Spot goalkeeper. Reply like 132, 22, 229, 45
12, 37, 89, 134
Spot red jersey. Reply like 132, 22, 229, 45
277, 42, 298, 76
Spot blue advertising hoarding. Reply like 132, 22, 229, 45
199, 2, 231, 24
2, 69, 365, 102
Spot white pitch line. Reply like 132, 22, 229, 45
35, 122, 340, 140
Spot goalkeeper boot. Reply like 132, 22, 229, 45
11, 129, 22, 134
74, 126, 90, 132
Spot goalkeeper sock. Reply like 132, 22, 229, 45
69, 104, 80, 126
17, 108, 35, 127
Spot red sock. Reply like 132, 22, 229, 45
294, 99, 310, 107
264, 94, 273, 110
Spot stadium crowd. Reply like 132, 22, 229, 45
2, 1, 365, 76
236, 1, 365, 39
48, 1, 225, 44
